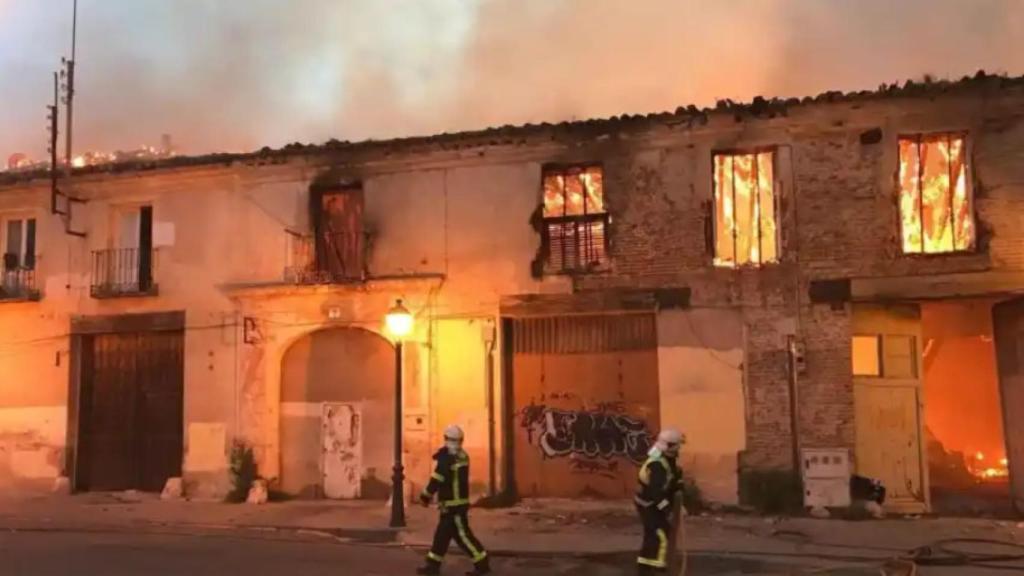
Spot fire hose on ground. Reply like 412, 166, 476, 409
776, 532, 1024, 574
908, 538, 1024, 570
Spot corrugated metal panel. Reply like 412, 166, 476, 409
513, 313, 656, 354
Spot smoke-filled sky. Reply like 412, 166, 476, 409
1, 0, 1022, 160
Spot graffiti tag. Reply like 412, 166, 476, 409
519, 404, 653, 464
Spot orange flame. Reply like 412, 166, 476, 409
899, 135, 973, 254
713, 151, 777, 267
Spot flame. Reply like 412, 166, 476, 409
713, 151, 777, 267
543, 166, 604, 217
967, 450, 1010, 481
899, 134, 973, 254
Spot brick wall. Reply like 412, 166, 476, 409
571, 88, 1024, 473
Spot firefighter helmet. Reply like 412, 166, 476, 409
656, 428, 684, 456
444, 424, 464, 455
443, 425, 465, 442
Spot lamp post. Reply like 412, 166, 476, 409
385, 299, 413, 528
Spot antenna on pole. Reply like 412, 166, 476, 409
49, 72, 61, 215
51, 0, 87, 237
62, 0, 77, 171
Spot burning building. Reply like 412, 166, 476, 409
0, 74, 1023, 513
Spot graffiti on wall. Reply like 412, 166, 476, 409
519, 404, 653, 464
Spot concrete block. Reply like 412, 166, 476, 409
161, 477, 184, 501
52, 476, 71, 495
247, 479, 268, 505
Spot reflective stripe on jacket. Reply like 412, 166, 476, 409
635, 454, 680, 511
422, 447, 471, 507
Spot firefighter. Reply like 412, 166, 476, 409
416, 425, 491, 576
634, 428, 684, 575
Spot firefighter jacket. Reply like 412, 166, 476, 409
634, 451, 682, 513
421, 447, 471, 508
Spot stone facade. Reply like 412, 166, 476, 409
1, 75, 1022, 504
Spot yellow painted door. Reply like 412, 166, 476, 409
852, 304, 927, 512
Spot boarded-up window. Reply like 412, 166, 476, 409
898, 134, 973, 254
713, 151, 778, 267
542, 165, 608, 273
882, 334, 917, 379
851, 334, 917, 378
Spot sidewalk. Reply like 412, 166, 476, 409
3, 493, 1024, 573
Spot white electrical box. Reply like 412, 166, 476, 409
802, 448, 850, 480
801, 448, 851, 508
804, 478, 851, 508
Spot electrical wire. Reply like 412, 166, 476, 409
681, 309, 743, 371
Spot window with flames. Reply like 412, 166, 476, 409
541, 165, 608, 273
712, 150, 779, 268
898, 134, 974, 254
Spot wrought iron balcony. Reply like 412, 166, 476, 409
90, 247, 158, 298
0, 263, 41, 302
283, 232, 365, 285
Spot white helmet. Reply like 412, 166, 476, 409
655, 428, 684, 457
444, 424, 464, 455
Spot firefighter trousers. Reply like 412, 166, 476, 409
425, 506, 488, 567
637, 506, 671, 572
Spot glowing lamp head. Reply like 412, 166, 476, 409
385, 299, 413, 339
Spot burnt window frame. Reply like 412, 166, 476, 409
709, 146, 781, 269
539, 163, 609, 275
309, 183, 366, 283
896, 131, 975, 256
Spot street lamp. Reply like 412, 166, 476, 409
386, 299, 413, 528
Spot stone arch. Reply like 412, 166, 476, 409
279, 326, 395, 498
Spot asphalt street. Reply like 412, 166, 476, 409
0, 528, 632, 576
5, 526, 1019, 575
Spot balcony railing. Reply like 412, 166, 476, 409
91, 247, 158, 298
0, 265, 40, 302
283, 232, 365, 285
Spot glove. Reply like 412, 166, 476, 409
419, 493, 432, 507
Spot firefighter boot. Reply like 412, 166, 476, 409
465, 556, 491, 575
416, 561, 441, 575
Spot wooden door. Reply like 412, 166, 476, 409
81, 333, 138, 490
994, 297, 1024, 512
852, 304, 927, 512
136, 331, 184, 491
79, 330, 184, 491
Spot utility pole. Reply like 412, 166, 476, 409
48, 72, 60, 213
49, 0, 86, 237
61, 0, 77, 171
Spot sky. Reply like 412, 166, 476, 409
0, 0, 1022, 161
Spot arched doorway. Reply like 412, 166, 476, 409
280, 327, 394, 498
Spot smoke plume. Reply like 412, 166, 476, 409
0, 0, 1021, 160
